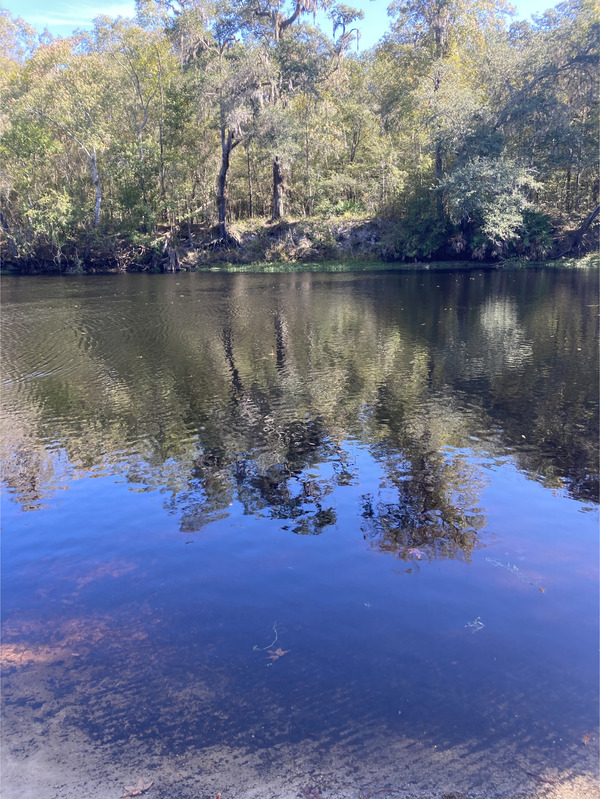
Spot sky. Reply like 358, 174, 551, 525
2, 0, 558, 50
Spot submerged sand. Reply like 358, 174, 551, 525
2, 725, 598, 799
2, 668, 598, 799
2, 614, 598, 799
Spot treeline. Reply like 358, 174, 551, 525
0, 0, 598, 270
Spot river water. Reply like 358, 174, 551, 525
1, 268, 598, 798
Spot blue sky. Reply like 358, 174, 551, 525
2, 0, 558, 49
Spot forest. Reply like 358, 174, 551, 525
0, 0, 598, 272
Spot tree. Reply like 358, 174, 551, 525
2, 36, 114, 263
0, 10, 38, 257
245, 0, 321, 43
91, 17, 181, 232
167, 2, 271, 239
493, 1, 599, 222
1, 0, 597, 266
441, 157, 541, 257
384, 0, 512, 218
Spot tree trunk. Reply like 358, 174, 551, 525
83, 147, 102, 261
156, 46, 167, 206
26, 190, 33, 244
0, 209, 18, 258
217, 151, 229, 239
90, 147, 101, 230
164, 245, 179, 272
435, 143, 444, 221
272, 155, 284, 220
246, 145, 254, 218
218, 127, 240, 240
559, 202, 600, 255
305, 121, 312, 216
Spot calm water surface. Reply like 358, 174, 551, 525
1, 269, 598, 794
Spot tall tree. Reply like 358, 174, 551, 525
385, 0, 511, 198
167, 2, 271, 239
2, 35, 115, 262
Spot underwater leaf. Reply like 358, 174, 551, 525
121, 775, 153, 797
267, 648, 290, 661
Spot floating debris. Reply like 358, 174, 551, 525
253, 621, 281, 651
486, 557, 545, 592
465, 616, 485, 633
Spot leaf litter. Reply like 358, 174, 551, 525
267, 647, 291, 661
253, 621, 291, 664
121, 775, 153, 797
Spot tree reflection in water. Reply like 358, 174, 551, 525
1, 269, 597, 554
361, 440, 486, 563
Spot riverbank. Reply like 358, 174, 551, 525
1, 217, 597, 275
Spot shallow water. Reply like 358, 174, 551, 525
1, 268, 598, 798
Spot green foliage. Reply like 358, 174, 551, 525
383, 189, 452, 260
1, 0, 597, 269
508, 209, 553, 259
442, 157, 540, 252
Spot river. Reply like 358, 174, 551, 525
1, 267, 598, 798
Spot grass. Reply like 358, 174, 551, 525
191, 257, 600, 274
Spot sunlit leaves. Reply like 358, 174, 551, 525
441, 157, 540, 249
1, 0, 597, 264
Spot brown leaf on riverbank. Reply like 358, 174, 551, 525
121, 775, 153, 797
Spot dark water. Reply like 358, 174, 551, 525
1, 269, 598, 790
